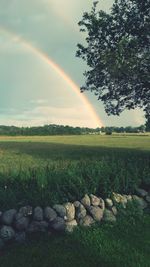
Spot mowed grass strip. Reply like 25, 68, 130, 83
0, 134, 150, 150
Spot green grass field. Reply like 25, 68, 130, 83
0, 134, 150, 149
0, 135, 150, 209
0, 135, 150, 267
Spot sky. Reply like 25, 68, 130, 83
0, 0, 145, 128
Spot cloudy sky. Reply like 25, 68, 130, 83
0, 0, 145, 127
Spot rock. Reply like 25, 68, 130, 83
51, 217, 65, 232
1, 209, 17, 225
53, 204, 66, 218
0, 226, 15, 241
64, 203, 75, 222
112, 193, 127, 208
126, 195, 133, 202
0, 238, 5, 249
88, 206, 104, 222
79, 215, 94, 227
19, 206, 32, 217
15, 213, 29, 231
65, 220, 77, 233
73, 201, 81, 208
33, 207, 43, 221
145, 195, 150, 203
81, 194, 91, 207
112, 193, 120, 203
135, 188, 148, 198
15, 232, 26, 244
28, 221, 48, 233
44, 207, 57, 222
99, 198, 105, 211
75, 203, 86, 220
112, 206, 117, 216
103, 209, 116, 223
90, 194, 100, 206
105, 198, 113, 208
132, 195, 148, 209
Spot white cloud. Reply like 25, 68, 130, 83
0, 104, 98, 127
30, 99, 48, 105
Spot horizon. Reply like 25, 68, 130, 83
0, 123, 145, 129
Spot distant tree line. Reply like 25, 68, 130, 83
0, 124, 148, 136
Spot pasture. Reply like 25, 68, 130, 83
0, 134, 150, 267
0, 134, 150, 209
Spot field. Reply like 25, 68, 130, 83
0, 134, 150, 209
0, 134, 150, 267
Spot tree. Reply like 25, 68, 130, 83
76, 0, 150, 123
145, 116, 150, 131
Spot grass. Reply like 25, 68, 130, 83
0, 214, 150, 267
0, 135, 149, 209
0, 134, 149, 266
0, 134, 150, 149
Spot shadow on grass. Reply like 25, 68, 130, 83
0, 141, 149, 210
0, 141, 149, 161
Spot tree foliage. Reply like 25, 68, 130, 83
0, 124, 147, 135
76, 0, 150, 120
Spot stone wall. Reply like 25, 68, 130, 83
0, 188, 149, 250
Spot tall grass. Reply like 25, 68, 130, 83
0, 136, 149, 209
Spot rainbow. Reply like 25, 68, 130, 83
0, 26, 103, 127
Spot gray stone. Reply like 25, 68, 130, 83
51, 217, 65, 232
126, 195, 133, 202
105, 198, 113, 208
0, 238, 5, 249
28, 221, 48, 233
0, 226, 15, 241
53, 204, 66, 218
79, 215, 94, 227
33, 207, 43, 221
90, 194, 100, 206
112, 193, 127, 208
112, 206, 118, 216
15, 213, 29, 231
75, 203, 87, 220
145, 195, 150, 203
73, 201, 81, 208
44, 207, 57, 222
133, 195, 148, 209
15, 232, 26, 244
1, 209, 17, 225
103, 209, 116, 223
88, 206, 104, 222
99, 198, 105, 211
81, 194, 91, 207
64, 203, 75, 222
65, 220, 77, 233
19, 206, 32, 217
135, 188, 148, 198
112, 192, 120, 203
